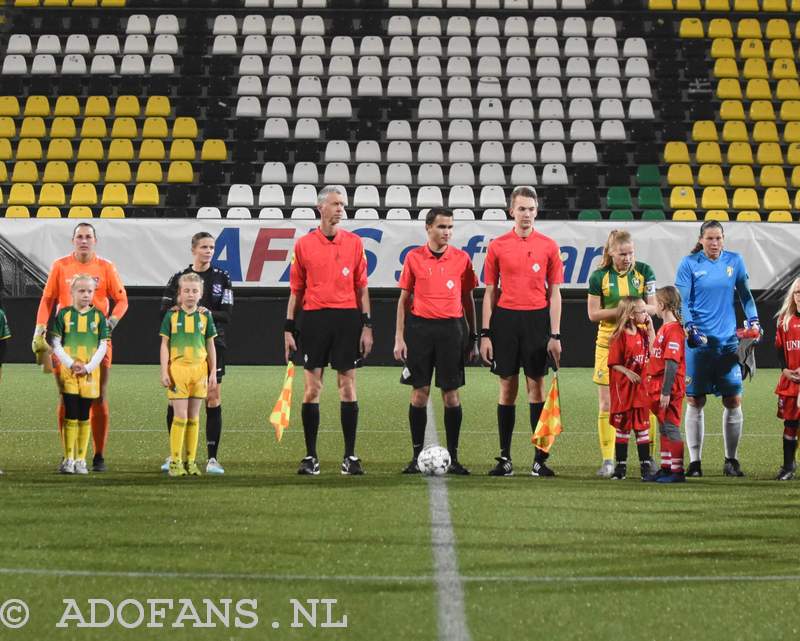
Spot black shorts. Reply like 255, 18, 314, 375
300, 308, 363, 372
401, 314, 466, 391
214, 342, 226, 381
489, 306, 550, 379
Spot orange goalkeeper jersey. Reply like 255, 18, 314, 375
36, 254, 128, 325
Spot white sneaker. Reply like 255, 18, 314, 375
160, 457, 171, 473
60, 459, 75, 474
74, 460, 89, 475
597, 459, 614, 478
206, 458, 225, 475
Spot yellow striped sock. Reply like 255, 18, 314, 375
64, 419, 78, 460
185, 417, 199, 464
598, 411, 615, 460
649, 413, 658, 458
170, 418, 187, 462
77, 420, 91, 461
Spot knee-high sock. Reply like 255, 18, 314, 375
341, 401, 358, 458
783, 423, 798, 469
497, 404, 515, 459
90, 399, 109, 456
598, 411, 614, 461
185, 417, 200, 464
409, 404, 427, 458
76, 420, 91, 461
170, 418, 187, 462
444, 405, 462, 460
635, 428, 652, 462
722, 406, 743, 460
63, 419, 78, 460
684, 404, 705, 463
614, 428, 629, 466
166, 404, 173, 434
301, 403, 320, 458
648, 413, 658, 458
661, 421, 684, 472
206, 405, 222, 459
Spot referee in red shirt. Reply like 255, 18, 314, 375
285, 186, 374, 476
394, 208, 479, 474
480, 186, 564, 477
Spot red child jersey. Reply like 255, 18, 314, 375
289, 228, 368, 311
483, 228, 564, 311
608, 327, 650, 412
399, 245, 478, 319
646, 321, 686, 398
774, 314, 800, 397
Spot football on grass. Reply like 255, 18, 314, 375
417, 446, 451, 476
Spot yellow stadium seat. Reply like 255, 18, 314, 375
144, 96, 171, 117
745, 79, 772, 100
101, 0, 126, 6
765, 19, 790, 40
167, 161, 194, 183
0, 117, 15, 137
736, 211, 761, 222
201, 139, 227, 161
762, 0, 787, 9
737, 19, 762, 39
649, 0, 673, 8
753, 121, 778, 142
705, 0, 730, 11
70, 184, 98, 206
696, 142, 723, 164
728, 165, 756, 187
73, 161, 100, 183
20, 117, 46, 138
727, 142, 753, 164
796, 191, 800, 209
672, 210, 698, 221
698, 165, 725, 186
722, 121, 749, 142
664, 141, 690, 163
716, 79, 742, 99
0, 163, 6, 182
711, 38, 735, 59
704, 210, 730, 221
169, 139, 196, 160
104, 161, 131, 183
136, 161, 163, 182
101, 183, 129, 206
719, 100, 745, 120
701, 186, 730, 209
132, 183, 160, 206
172, 117, 198, 139
39, 183, 66, 206
72, 0, 99, 5
11, 161, 38, 183
7, 206, 32, 218
773, 59, 798, 80
84, 96, 111, 117
733, 0, 757, 7
768, 210, 792, 222
667, 164, 694, 185
713, 58, 740, 79
679, 18, 704, 38
14, 0, 40, 6
46, 138, 74, 160
139, 139, 166, 160
757, 142, 783, 164
54, 96, 80, 117
50, 117, 76, 138
764, 187, 791, 210
24, 96, 50, 117
743, 58, 769, 80
760, 166, 786, 187
708, 18, 733, 38
108, 139, 134, 161
142, 117, 168, 138
777, 80, 800, 100
111, 117, 138, 138
791, 167, 800, 188
677, 0, 700, 8
0, 140, 12, 161
9, 183, 36, 205
780, 101, 800, 122
43, 0, 68, 3
114, 95, 140, 117
739, 39, 765, 59
100, 206, 125, 218
788, 143, 800, 164
692, 121, 719, 142
80, 117, 107, 138
671, 186, 697, 209
0, 97, 20, 117
732, 188, 759, 210
67, 206, 94, 219
16, 139, 42, 160
43, 161, 69, 183
768, 40, 793, 59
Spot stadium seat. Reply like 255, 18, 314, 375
672, 210, 698, 221
670, 187, 697, 209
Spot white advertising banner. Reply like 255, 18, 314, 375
0, 218, 794, 289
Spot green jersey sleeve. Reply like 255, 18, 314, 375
159, 311, 172, 338
52, 308, 66, 338
588, 269, 603, 297
205, 311, 218, 340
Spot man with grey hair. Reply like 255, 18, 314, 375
480, 186, 564, 477
284, 185, 374, 475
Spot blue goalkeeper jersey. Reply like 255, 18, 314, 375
675, 250, 757, 347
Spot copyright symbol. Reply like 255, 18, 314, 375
0, 599, 29, 628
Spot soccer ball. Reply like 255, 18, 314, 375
417, 446, 451, 476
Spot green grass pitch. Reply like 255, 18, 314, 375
0, 363, 799, 641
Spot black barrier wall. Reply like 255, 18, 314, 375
1, 293, 781, 368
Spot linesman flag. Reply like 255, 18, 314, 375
531, 372, 562, 453
269, 362, 295, 442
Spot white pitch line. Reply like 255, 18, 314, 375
425, 401, 472, 641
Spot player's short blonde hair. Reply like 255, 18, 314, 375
70, 273, 96, 291
178, 272, 204, 289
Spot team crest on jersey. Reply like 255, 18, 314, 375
632, 277, 641, 288
686, 376, 692, 385
532, 263, 540, 272
446, 280, 454, 289
727, 266, 733, 277
342, 267, 350, 276
212, 283, 223, 296
90, 321, 98, 331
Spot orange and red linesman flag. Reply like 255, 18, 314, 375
269, 362, 295, 442
531, 372, 563, 453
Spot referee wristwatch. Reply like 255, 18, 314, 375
549, 333, 561, 340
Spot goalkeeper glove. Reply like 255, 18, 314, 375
686, 322, 708, 348
32, 324, 48, 365
745, 317, 762, 343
